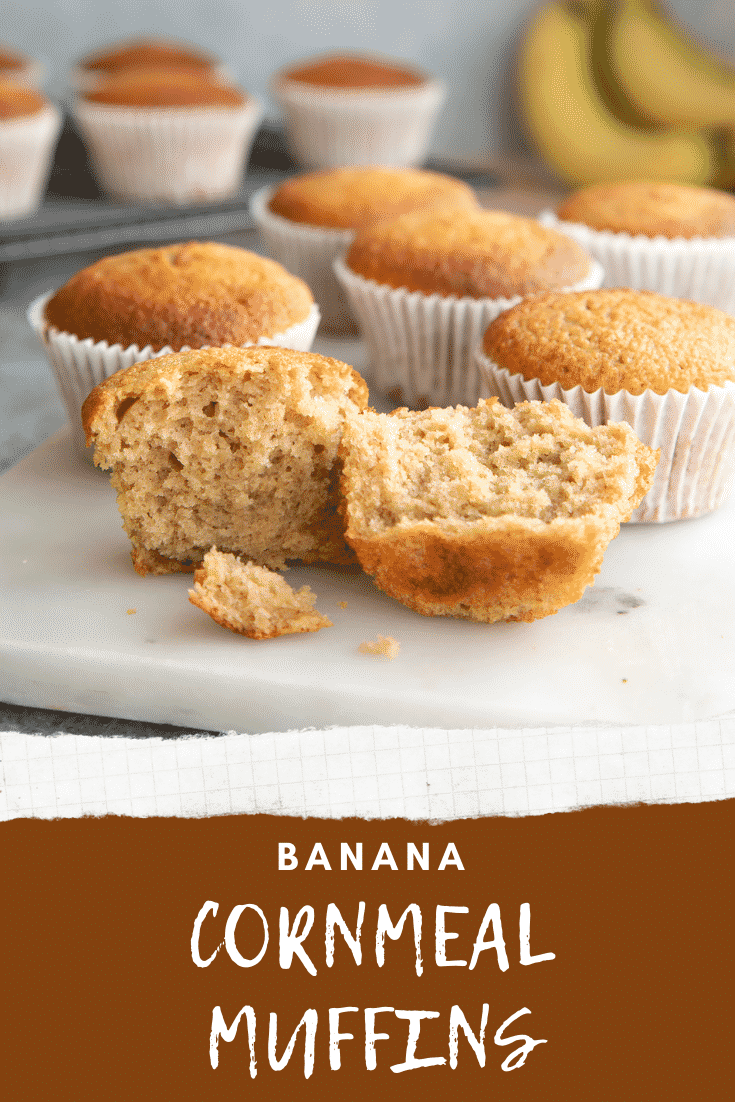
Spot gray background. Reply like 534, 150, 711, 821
3, 0, 735, 164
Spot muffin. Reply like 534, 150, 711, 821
477, 288, 735, 522
72, 36, 229, 92
335, 206, 602, 407
28, 242, 319, 453
541, 181, 735, 314
0, 80, 61, 219
0, 44, 44, 86
339, 399, 656, 622
189, 550, 332, 639
273, 51, 446, 170
250, 166, 478, 331
73, 68, 261, 204
82, 346, 368, 574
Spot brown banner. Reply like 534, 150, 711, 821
3, 802, 733, 1099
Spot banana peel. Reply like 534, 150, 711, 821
518, 2, 717, 186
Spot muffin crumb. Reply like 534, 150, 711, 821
189, 549, 332, 639
359, 634, 400, 658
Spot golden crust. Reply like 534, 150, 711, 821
339, 400, 656, 623
0, 79, 46, 119
483, 289, 735, 395
268, 167, 477, 230
279, 53, 428, 89
83, 346, 369, 573
44, 242, 313, 352
83, 70, 247, 108
345, 208, 592, 298
79, 37, 219, 74
557, 180, 735, 239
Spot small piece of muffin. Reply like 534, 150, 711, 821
345, 207, 593, 298
339, 399, 656, 623
556, 180, 735, 240
43, 241, 314, 351
267, 166, 477, 230
82, 346, 368, 574
478, 289, 735, 522
189, 549, 332, 639
280, 53, 429, 90
358, 635, 400, 658
0, 81, 61, 220
482, 289, 735, 396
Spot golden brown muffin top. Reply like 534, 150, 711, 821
557, 181, 735, 240
268, 167, 477, 230
0, 79, 47, 119
280, 53, 427, 89
346, 208, 592, 298
83, 69, 246, 108
79, 37, 219, 74
483, 289, 735, 395
44, 242, 314, 352
0, 45, 29, 71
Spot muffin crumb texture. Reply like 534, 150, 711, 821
346, 208, 592, 298
82, 345, 368, 573
359, 634, 400, 658
483, 289, 735, 395
189, 549, 332, 639
44, 242, 313, 351
557, 181, 735, 239
340, 399, 657, 623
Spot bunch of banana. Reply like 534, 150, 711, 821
518, 1, 735, 187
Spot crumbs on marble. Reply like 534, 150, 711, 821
339, 601, 348, 609
126, 608, 137, 615
359, 634, 400, 659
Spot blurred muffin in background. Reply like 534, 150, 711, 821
272, 51, 446, 170
73, 68, 262, 205
0, 80, 61, 219
0, 44, 44, 86
541, 180, 735, 314
335, 206, 602, 408
250, 166, 478, 331
72, 36, 230, 92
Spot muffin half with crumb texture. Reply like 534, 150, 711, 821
339, 399, 656, 623
189, 549, 332, 639
82, 346, 368, 575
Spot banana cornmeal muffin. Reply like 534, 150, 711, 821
344, 207, 593, 297
339, 399, 656, 623
44, 242, 314, 351
0, 80, 46, 119
82, 346, 368, 575
267, 166, 477, 230
83, 69, 247, 108
279, 53, 428, 89
78, 37, 221, 78
482, 289, 735, 394
189, 549, 332, 639
556, 181, 735, 240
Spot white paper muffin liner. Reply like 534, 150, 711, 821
475, 346, 735, 523
27, 292, 320, 457
72, 96, 263, 205
69, 62, 236, 95
540, 210, 735, 315
250, 184, 357, 333
334, 256, 604, 409
0, 105, 61, 219
273, 77, 446, 169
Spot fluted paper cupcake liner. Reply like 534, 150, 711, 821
273, 78, 446, 169
0, 105, 61, 220
334, 256, 604, 409
540, 210, 735, 315
249, 184, 357, 333
73, 97, 262, 205
69, 62, 236, 95
27, 292, 320, 458
476, 346, 735, 523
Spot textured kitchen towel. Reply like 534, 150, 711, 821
2, 719, 734, 820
